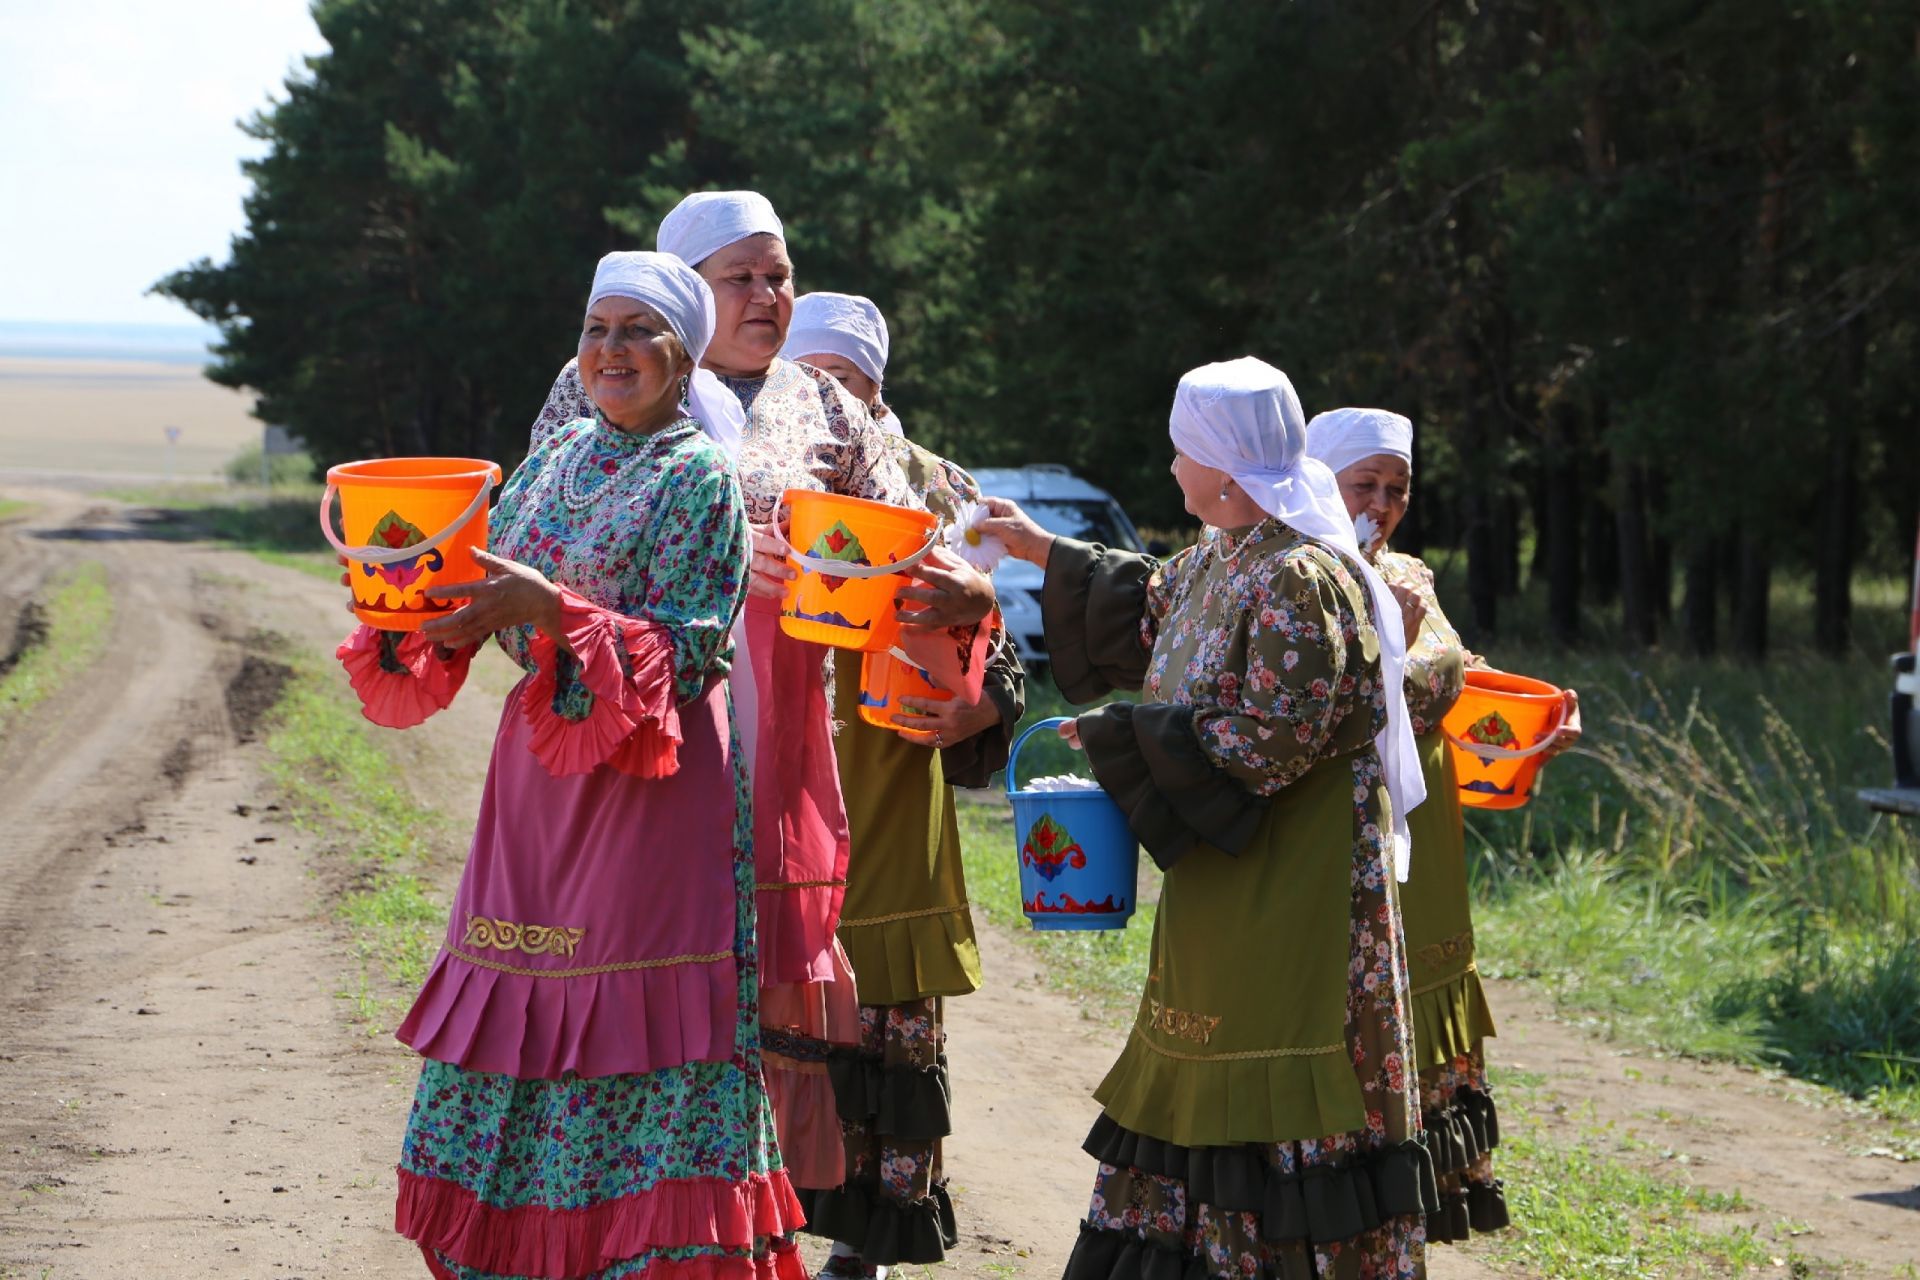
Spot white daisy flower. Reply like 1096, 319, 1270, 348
1354, 512, 1382, 553
945, 499, 1007, 572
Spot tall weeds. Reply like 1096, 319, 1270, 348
1472, 659, 1920, 1111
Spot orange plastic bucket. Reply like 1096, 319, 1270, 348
857, 648, 954, 742
322, 457, 503, 631
1441, 669, 1566, 809
780, 488, 938, 652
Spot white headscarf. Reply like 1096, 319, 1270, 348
587, 250, 744, 458
1305, 407, 1413, 478
1167, 357, 1425, 878
655, 190, 784, 268
782, 291, 890, 387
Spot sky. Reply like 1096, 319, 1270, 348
0, 0, 327, 326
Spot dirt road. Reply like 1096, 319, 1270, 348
0, 490, 1911, 1279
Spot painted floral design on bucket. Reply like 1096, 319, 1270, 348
1463, 710, 1516, 750
807, 518, 869, 592
361, 510, 446, 596
1021, 812, 1087, 882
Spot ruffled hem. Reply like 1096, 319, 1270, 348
760, 937, 861, 1042
1426, 1179, 1511, 1245
336, 625, 474, 728
826, 1052, 952, 1141
1082, 1113, 1438, 1237
1092, 1030, 1367, 1149
837, 907, 982, 1005
762, 1054, 847, 1190
1421, 1086, 1500, 1179
395, 946, 737, 1079
522, 588, 682, 778
794, 1181, 958, 1265
756, 884, 848, 986
420, 1233, 810, 1280
398, 1166, 806, 1278
1409, 965, 1497, 1072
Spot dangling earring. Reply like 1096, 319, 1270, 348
679, 374, 691, 405
1218, 483, 1230, 502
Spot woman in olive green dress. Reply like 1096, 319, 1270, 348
1307, 406, 1581, 1244
983, 358, 1437, 1280
781, 292, 1026, 1277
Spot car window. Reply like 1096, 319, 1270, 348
1022, 500, 1141, 552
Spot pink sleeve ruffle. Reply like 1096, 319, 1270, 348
522, 588, 682, 779
335, 625, 475, 729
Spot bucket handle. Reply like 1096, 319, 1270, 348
789, 525, 942, 580
1441, 723, 1563, 762
320, 471, 498, 566
1006, 715, 1073, 796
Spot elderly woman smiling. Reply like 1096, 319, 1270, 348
780, 291, 1025, 1278
1306, 407, 1581, 1246
528, 192, 998, 1209
337, 253, 800, 1280
981, 359, 1439, 1280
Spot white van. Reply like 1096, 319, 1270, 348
968, 464, 1151, 669
1861, 521, 1920, 818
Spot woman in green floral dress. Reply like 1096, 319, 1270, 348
982, 358, 1438, 1280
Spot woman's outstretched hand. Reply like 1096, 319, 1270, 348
977, 497, 1055, 567
896, 545, 996, 630
418, 548, 563, 650
1057, 717, 1084, 750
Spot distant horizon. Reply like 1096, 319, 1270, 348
0, 319, 219, 367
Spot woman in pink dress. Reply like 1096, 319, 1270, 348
338, 252, 801, 1280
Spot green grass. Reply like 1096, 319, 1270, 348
1486, 1074, 1834, 1278
0, 498, 31, 522
262, 657, 452, 1033
0, 561, 112, 735
108, 485, 339, 580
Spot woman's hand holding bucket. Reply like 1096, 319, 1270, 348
748, 504, 796, 600
1055, 717, 1084, 751
891, 691, 1000, 748
1541, 688, 1582, 759
415, 549, 565, 651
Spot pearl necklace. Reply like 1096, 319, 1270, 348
557, 426, 652, 513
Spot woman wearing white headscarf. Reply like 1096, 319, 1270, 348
981, 358, 1438, 1280
337, 253, 803, 1279
1307, 408, 1580, 1245
526, 195, 998, 1215
781, 291, 1025, 1276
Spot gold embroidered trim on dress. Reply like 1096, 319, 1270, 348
462, 914, 586, 958
1416, 928, 1475, 970
1131, 1027, 1342, 1062
1146, 998, 1222, 1046
839, 902, 971, 927
446, 947, 729, 979
1410, 960, 1479, 997
755, 879, 848, 891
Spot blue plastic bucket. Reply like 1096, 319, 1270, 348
1006, 717, 1139, 931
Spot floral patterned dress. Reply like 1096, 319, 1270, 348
337, 416, 802, 1280
527, 357, 926, 1196
1042, 521, 1437, 1280
797, 437, 1024, 1267
1373, 550, 1506, 1243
